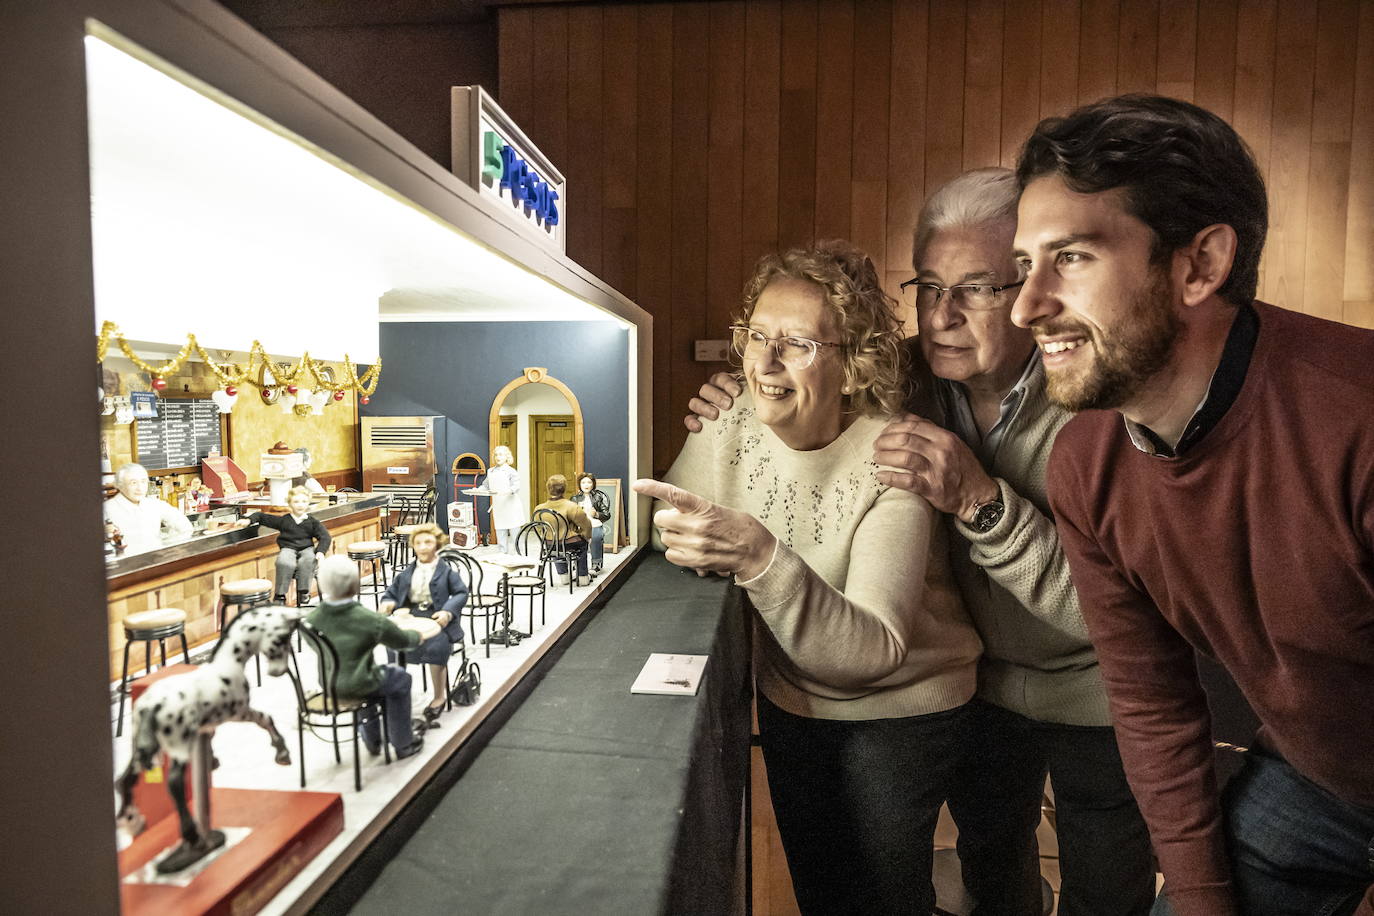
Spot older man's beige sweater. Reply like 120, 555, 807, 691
661, 391, 982, 721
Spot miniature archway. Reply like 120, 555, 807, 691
487, 367, 585, 492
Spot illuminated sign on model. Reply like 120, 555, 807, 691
482, 132, 560, 232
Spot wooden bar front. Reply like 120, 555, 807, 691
105, 495, 388, 680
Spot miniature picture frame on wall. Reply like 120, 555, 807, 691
130, 390, 159, 419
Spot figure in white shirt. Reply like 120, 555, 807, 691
485, 445, 523, 553
104, 463, 193, 555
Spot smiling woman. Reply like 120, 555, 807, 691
637, 240, 982, 914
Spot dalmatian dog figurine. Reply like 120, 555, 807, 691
115, 604, 301, 873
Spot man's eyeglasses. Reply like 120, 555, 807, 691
898, 278, 1026, 311
729, 325, 843, 370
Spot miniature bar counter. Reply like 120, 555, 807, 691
104, 493, 390, 680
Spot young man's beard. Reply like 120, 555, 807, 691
1042, 269, 1179, 413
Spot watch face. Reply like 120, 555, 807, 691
973, 501, 1005, 531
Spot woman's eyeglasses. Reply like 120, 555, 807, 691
729, 325, 843, 370
898, 278, 1025, 311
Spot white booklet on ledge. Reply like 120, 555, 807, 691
630, 653, 709, 696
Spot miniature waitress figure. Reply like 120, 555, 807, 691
486, 445, 523, 552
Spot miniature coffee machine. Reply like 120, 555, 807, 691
261, 443, 304, 506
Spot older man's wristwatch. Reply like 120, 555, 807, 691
967, 495, 1005, 533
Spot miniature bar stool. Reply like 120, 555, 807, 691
347, 540, 390, 610
216, 577, 273, 684
116, 607, 189, 737
391, 523, 421, 569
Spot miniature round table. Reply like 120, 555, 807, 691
391, 613, 442, 641
481, 554, 540, 644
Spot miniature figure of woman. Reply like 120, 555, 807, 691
485, 445, 523, 552
571, 472, 611, 574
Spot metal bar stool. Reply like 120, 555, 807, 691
116, 607, 190, 736
390, 524, 421, 570
216, 577, 273, 684
346, 540, 390, 610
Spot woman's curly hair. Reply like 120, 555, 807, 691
737, 239, 909, 418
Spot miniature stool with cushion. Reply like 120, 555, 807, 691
346, 540, 389, 610
390, 523, 422, 568
116, 607, 189, 737
216, 577, 273, 684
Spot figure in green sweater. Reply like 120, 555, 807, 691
307, 555, 425, 758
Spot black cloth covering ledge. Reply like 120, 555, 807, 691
347, 553, 752, 915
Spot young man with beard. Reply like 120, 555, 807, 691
1012, 94, 1374, 916
684, 169, 1155, 915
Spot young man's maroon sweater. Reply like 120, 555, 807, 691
1046, 301, 1374, 916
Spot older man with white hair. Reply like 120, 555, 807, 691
104, 462, 193, 555
307, 555, 426, 759
686, 169, 1154, 914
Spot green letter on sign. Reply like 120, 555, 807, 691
482, 132, 504, 184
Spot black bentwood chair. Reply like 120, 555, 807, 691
288, 621, 391, 792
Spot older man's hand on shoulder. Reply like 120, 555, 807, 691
873, 413, 999, 524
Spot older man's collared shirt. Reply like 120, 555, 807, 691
104, 493, 193, 554
938, 351, 1043, 460
1124, 302, 1259, 458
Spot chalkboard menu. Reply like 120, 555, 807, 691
133, 397, 226, 472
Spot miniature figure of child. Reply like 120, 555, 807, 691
250, 486, 331, 604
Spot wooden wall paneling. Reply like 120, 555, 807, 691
601, 4, 639, 300
1078, 0, 1119, 104
670, 3, 710, 469
497, 6, 534, 122
1345, 0, 1374, 323
1038, 0, 1079, 119
1156, 0, 1197, 100
1192, 0, 1237, 120
814, 0, 855, 241
962, 0, 1004, 169
1302, 0, 1359, 322
886, 0, 929, 297
1116, 0, 1159, 94
999, 0, 1044, 168
742, 0, 782, 284
567, 4, 605, 276
851, 0, 893, 279
529, 6, 570, 170
925, 0, 967, 192
1266, 0, 1318, 312
708, 1, 747, 339
636, 3, 674, 473
1231, 0, 1277, 295
779, 0, 820, 248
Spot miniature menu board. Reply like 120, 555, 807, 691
630, 653, 708, 696
133, 397, 224, 472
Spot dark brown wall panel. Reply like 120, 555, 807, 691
497, 0, 1374, 474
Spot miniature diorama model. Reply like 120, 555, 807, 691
104, 462, 194, 555
533, 474, 593, 585
307, 555, 426, 759
570, 472, 610, 574
115, 605, 301, 873
290, 446, 327, 495
380, 523, 468, 726
637, 241, 982, 914
248, 486, 331, 605
484, 445, 522, 551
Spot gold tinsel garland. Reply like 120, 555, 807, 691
96, 320, 381, 396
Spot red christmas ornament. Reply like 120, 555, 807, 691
287, 384, 299, 395
150, 376, 167, 391
332, 390, 345, 402
262, 388, 274, 401
225, 385, 238, 397
359, 395, 371, 405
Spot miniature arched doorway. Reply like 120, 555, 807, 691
488, 368, 585, 506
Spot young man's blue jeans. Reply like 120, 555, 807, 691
552, 537, 589, 579
358, 664, 417, 753
1152, 747, 1374, 916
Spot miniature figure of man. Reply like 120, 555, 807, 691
104, 463, 193, 555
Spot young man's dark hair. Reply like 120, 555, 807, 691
1017, 94, 1268, 307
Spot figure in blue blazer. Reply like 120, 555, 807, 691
381, 523, 468, 725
